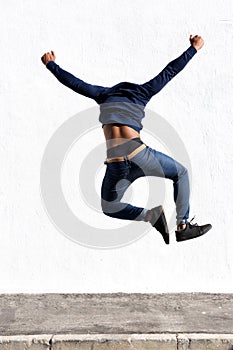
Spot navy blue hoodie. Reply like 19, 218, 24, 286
46, 45, 197, 132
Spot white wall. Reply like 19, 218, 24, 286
1, 0, 233, 292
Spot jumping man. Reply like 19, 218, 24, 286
41, 34, 212, 245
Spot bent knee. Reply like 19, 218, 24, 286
174, 164, 189, 182
101, 198, 125, 219
101, 199, 115, 218
181, 165, 188, 176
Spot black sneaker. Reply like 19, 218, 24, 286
175, 217, 212, 242
149, 206, 169, 245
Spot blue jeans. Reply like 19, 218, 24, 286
101, 145, 190, 225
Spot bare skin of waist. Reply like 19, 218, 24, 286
103, 124, 140, 149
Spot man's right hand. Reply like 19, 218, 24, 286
189, 35, 204, 50
41, 51, 56, 66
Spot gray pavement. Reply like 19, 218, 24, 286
0, 293, 233, 349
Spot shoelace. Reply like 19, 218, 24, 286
188, 216, 198, 227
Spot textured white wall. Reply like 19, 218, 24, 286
0, 0, 233, 292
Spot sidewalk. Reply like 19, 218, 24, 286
0, 293, 233, 349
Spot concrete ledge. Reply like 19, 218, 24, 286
52, 334, 177, 350
0, 335, 51, 350
1, 334, 233, 350
1, 294, 233, 349
1, 293, 233, 335
177, 334, 233, 349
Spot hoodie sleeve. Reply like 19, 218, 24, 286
140, 45, 197, 101
46, 61, 108, 103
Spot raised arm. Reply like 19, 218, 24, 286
141, 35, 204, 100
41, 51, 107, 103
